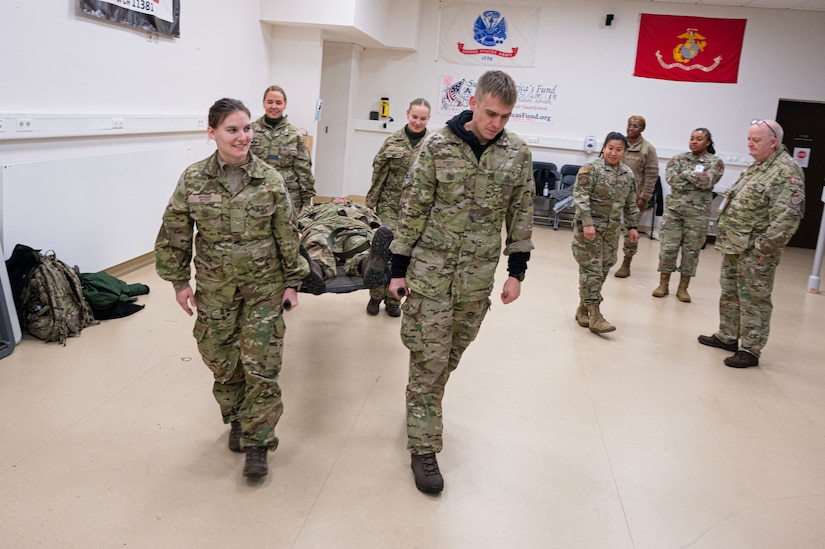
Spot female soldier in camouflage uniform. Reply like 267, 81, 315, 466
652, 128, 725, 302
251, 85, 316, 211
572, 132, 640, 333
155, 98, 309, 478
364, 98, 431, 317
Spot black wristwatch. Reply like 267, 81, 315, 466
510, 272, 525, 282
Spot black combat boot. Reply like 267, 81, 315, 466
228, 420, 242, 453
698, 334, 737, 352
724, 351, 759, 368
363, 226, 393, 288
299, 245, 326, 295
243, 446, 268, 477
411, 453, 444, 494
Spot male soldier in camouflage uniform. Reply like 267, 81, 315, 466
155, 98, 309, 478
615, 115, 659, 278
572, 132, 639, 334
388, 71, 534, 494
298, 198, 392, 287
699, 119, 805, 368
365, 98, 431, 317
251, 85, 316, 211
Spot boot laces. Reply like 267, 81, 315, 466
420, 454, 440, 476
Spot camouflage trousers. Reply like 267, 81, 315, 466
572, 227, 620, 303
715, 251, 779, 357
657, 210, 708, 277
285, 183, 305, 212
401, 292, 491, 454
303, 231, 371, 280
369, 284, 401, 306
194, 285, 286, 450
620, 227, 638, 258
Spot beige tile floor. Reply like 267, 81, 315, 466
1, 226, 824, 549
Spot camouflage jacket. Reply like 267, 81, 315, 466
390, 125, 534, 302
365, 127, 428, 229
250, 115, 315, 210
623, 136, 659, 202
154, 151, 309, 297
664, 151, 725, 217
573, 158, 639, 231
716, 146, 805, 257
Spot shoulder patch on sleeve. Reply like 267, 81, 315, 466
579, 166, 589, 174
790, 190, 805, 205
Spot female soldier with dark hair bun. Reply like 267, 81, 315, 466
155, 98, 309, 479
652, 128, 725, 302
572, 132, 640, 334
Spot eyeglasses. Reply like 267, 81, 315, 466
751, 119, 778, 139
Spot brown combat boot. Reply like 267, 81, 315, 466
586, 303, 616, 333
366, 297, 381, 316
652, 272, 670, 298
575, 300, 589, 327
385, 301, 401, 317
614, 255, 632, 278
676, 275, 691, 302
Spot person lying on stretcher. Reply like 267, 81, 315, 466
296, 198, 393, 295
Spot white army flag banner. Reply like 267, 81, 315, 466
438, 2, 539, 68
439, 75, 557, 124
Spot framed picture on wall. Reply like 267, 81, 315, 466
79, 0, 181, 38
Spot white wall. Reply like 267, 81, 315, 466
260, 0, 420, 49
263, 26, 324, 143
0, 1, 270, 113
1, 0, 824, 270
345, 0, 825, 196
0, 1, 273, 270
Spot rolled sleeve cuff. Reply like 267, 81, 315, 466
389, 240, 414, 257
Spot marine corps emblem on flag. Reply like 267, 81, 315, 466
634, 14, 747, 84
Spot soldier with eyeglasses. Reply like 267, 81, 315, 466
698, 119, 805, 368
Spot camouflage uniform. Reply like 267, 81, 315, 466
571, 159, 639, 303
250, 115, 315, 210
621, 136, 658, 256
713, 146, 805, 357
298, 200, 382, 280
365, 127, 428, 306
155, 151, 309, 451
658, 151, 725, 276
390, 116, 534, 455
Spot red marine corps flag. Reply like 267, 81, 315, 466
634, 14, 747, 83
